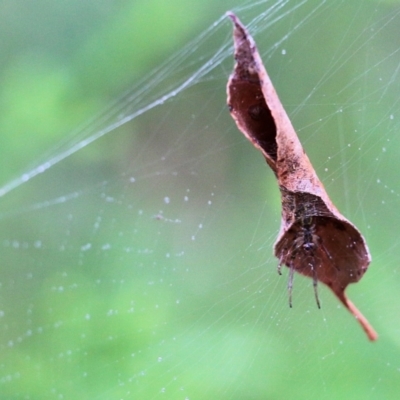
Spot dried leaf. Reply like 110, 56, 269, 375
227, 12, 377, 341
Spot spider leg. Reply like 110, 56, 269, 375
320, 241, 333, 261
310, 261, 321, 309
277, 257, 283, 275
288, 262, 295, 308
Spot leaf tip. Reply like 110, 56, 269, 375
336, 291, 378, 341
226, 11, 247, 37
346, 298, 378, 341
226, 11, 236, 21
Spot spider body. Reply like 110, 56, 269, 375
293, 217, 319, 253
278, 207, 323, 308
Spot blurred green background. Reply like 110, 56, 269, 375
1, 1, 400, 399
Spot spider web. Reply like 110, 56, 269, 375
1, 0, 400, 399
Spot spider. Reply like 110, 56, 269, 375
293, 215, 319, 252
278, 212, 325, 309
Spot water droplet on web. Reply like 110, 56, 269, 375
281, 49, 286, 55
40, 162, 51, 173
164, 197, 170, 204
81, 243, 92, 251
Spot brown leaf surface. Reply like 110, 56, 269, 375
226, 12, 377, 341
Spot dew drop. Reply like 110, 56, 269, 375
81, 243, 92, 251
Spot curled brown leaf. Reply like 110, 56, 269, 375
227, 12, 377, 341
